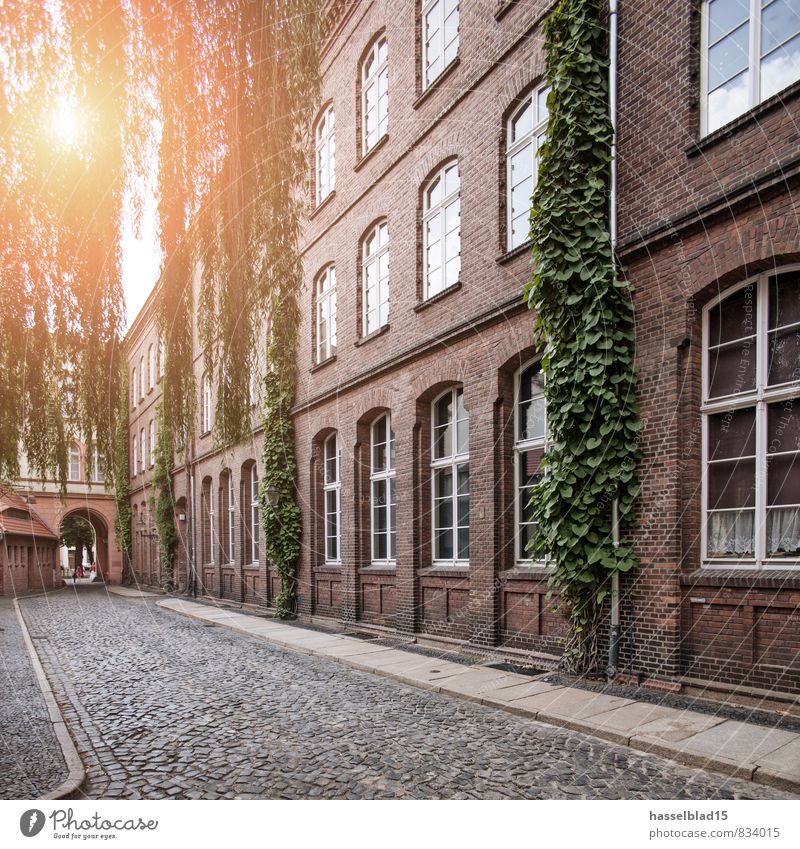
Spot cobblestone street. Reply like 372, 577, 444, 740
4, 587, 793, 800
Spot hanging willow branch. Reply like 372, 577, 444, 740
0, 0, 128, 486
523, 0, 641, 675
111, 368, 133, 583
151, 403, 177, 591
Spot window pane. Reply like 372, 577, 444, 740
537, 86, 550, 123
769, 271, 800, 328
511, 100, 533, 142
768, 325, 800, 384
457, 526, 469, 559
444, 163, 459, 196
767, 506, 800, 555
767, 452, 800, 504
768, 400, 800, 453
708, 22, 750, 90
707, 70, 750, 132
707, 408, 756, 459
761, 0, 800, 57
708, 339, 757, 397
708, 0, 750, 45
708, 284, 757, 344
708, 509, 755, 555
435, 465, 453, 500
761, 31, 800, 98
708, 458, 756, 508
436, 528, 453, 560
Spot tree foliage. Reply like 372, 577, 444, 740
150, 403, 177, 591
523, 0, 641, 674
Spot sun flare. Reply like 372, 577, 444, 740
49, 97, 83, 148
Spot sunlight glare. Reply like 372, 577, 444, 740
50, 97, 83, 148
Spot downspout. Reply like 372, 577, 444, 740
607, 0, 621, 681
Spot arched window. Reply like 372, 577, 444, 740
514, 360, 547, 562
149, 420, 156, 467
701, 0, 800, 135
432, 386, 469, 563
362, 34, 388, 153
139, 356, 145, 399
506, 84, 549, 251
131, 368, 137, 408
147, 344, 155, 391
323, 433, 341, 563
91, 445, 104, 483
218, 470, 235, 565
250, 464, 260, 564
201, 373, 212, 434
423, 161, 460, 300
201, 477, 214, 565
132, 436, 138, 478
67, 443, 81, 481
316, 265, 337, 363
371, 413, 396, 563
422, 0, 459, 89
362, 221, 390, 335
140, 427, 146, 473
703, 269, 800, 567
315, 104, 336, 204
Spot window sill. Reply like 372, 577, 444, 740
413, 56, 460, 110
683, 567, 800, 591
420, 564, 469, 578
243, 563, 260, 570
354, 133, 389, 172
360, 564, 396, 574
316, 562, 342, 572
687, 78, 800, 158
413, 281, 462, 313
310, 354, 337, 374
354, 324, 390, 347
199, 429, 212, 438
499, 565, 552, 581
496, 240, 533, 266
494, 0, 520, 21
308, 190, 336, 220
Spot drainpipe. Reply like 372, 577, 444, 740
607, 0, 621, 681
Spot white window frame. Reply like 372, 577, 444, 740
315, 104, 336, 205
323, 433, 341, 564
68, 443, 81, 482
148, 344, 155, 391
207, 484, 215, 566
362, 34, 389, 153
362, 221, 390, 335
431, 386, 469, 565
370, 413, 396, 565
140, 427, 146, 473
422, 0, 459, 90
201, 373, 212, 434
422, 160, 460, 300
513, 359, 549, 564
506, 84, 550, 251
132, 368, 137, 409
251, 464, 260, 565
701, 265, 800, 569
91, 445, 104, 483
227, 472, 235, 564
132, 436, 138, 478
316, 266, 337, 363
139, 356, 145, 400
149, 420, 156, 467
701, 0, 800, 136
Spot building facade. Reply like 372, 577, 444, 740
0, 490, 60, 596
128, 0, 800, 696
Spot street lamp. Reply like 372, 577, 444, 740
263, 484, 280, 508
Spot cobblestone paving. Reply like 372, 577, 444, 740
15, 587, 794, 800
0, 597, 67, 798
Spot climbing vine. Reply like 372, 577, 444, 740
151, 403, 178, 591
523, 0, 641, 674
111, 370, 133, 584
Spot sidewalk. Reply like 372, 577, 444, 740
156, 597, 799, 794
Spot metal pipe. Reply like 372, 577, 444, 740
607, 0, 621, 681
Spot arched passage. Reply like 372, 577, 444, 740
59, 508, 109, 582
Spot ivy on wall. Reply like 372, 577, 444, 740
523, 0, 641, 674
111, 370, 133, 584
151, 403, 177, 590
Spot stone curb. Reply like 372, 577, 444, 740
156, 599, 800, 795
14, 598, 85, 800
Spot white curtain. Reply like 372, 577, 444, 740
767, 507, 800, 555
708, 510, 754, 555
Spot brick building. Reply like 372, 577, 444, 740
0, 490, 60, 596
128, 0, 800, 696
